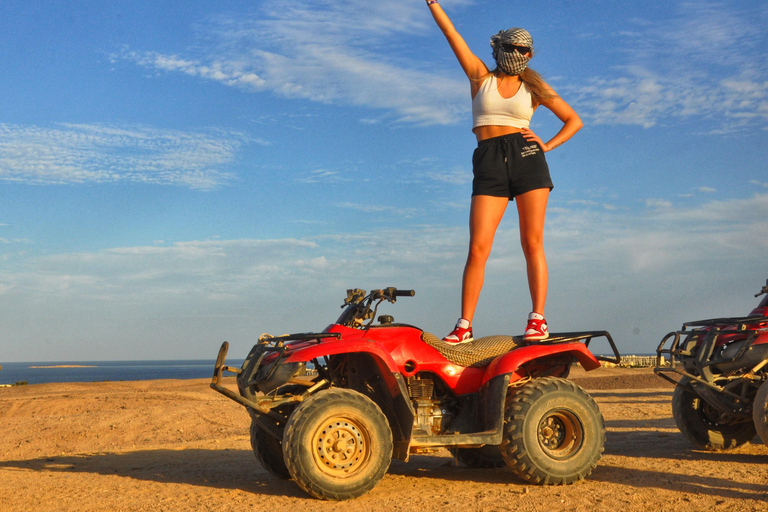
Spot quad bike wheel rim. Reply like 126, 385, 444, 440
537, 409, 584, 460
312, 416, 371, 478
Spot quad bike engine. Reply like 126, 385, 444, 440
407, 374, 450, 436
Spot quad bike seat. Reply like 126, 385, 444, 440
421, 332, 523, 367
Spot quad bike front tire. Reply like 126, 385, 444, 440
752, 379, 768, 446
251, 421, 290, 479
501, 377, 604, 485
249, 384, 305, 479
282, 388, 393, 500
672, 377, 757, 450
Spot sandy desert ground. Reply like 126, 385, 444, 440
0, 367, 766, 512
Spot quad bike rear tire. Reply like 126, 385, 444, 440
501, 377, 604, 485
752, 380, 768, 446
454, 445, 506, 468
672, 377, 757, 450
249, 384, 305, 479
282, 388, 393, 500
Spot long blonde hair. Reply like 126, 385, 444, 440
474, 67, 557, 106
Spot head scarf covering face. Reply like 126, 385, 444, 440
490, 28, 533, 76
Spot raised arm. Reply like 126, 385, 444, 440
427, 1, 488, 80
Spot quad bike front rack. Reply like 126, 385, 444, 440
210, 341, 284, 419
210, 338, 336, 425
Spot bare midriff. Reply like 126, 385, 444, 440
473, 125, 524, 142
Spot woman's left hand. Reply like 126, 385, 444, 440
520, 128, 550, 152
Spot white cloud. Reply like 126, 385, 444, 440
645, 198, 673, 209
296, 168, 352, 184
569, 2, 768, 131
564, 199, 619, 211
0, 237, 29, 244
335, 202, 422, 218
116, 0, 470, 126
394, 158, 473, 187
123, 50, 267, 91
1, 193, 765, 360
0, 123, 252, 189
420, 169, 473, 186
114, 1, 768, 132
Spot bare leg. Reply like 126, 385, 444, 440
461, 195, 509, 323
515, 188, 550, 315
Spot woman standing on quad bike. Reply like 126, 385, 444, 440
426, 1, 582, 344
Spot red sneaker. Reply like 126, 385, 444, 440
443, 318, 473, 344
524, 312, 549, 341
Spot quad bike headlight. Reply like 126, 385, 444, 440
256, 361, 307, 395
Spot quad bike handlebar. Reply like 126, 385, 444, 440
338, 287, 415, 328
343, 287, 414, 305
756, 279, 768, 298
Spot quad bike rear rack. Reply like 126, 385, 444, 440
654, 315, 768, 398
535, 330, 621, 365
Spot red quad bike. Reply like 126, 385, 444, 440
655, 279, 768, 450
211, 287, 621, 500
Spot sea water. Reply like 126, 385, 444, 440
0, 359, 244, 386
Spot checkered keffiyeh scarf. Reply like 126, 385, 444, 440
490, 28, 533, 76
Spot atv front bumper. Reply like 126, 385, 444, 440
210, 336, 337, 423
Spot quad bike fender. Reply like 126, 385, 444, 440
482, 342, 601, 386
283, 338, 408, 417
285, 341, 415, 460
283, 338, 400, 374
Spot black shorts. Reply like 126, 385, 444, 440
471, 132, 553, 199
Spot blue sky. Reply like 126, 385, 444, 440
1, 0, 766, 362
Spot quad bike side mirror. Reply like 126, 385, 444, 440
756, 279, 768, 298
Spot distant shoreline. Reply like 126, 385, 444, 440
28, 365, 97, 369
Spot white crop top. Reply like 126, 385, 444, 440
472, 76, 535, 130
